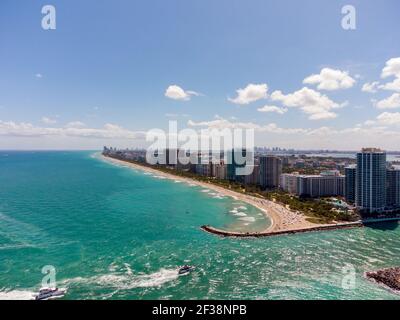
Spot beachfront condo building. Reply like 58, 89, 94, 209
280, 173, 299, 194
297, 171, 345, 198
244, 165, 260, 185
227, 149, 249, 184
259, 155, 282, 189
386, 167, 400, 207
213, 161, 227, 180
356, 148, 387, 213
345, 165, 357, 204
281, 171, 345, 198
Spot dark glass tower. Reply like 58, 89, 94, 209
345, 165, 356, 204
386, 168, 400, 207
259, 155, 282, 189
356, 148, 387, 213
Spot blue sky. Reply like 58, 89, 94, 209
0, 0, 400, 150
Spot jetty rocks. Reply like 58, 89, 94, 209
366, 267, 400, 292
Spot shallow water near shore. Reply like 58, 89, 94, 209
0, 151, 400, 300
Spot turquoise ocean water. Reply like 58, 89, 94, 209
0, 151, 399, 300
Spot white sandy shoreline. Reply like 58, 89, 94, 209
100, 154, 324, 233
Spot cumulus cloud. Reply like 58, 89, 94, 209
165, 85, 199, 101
377, 57, 400, 92
381, 57, 400, 79
380, 78, 400, 92
270, 87, 341, 120
228, 83, 268, 105
374, 93, 400, 109
376, 112, 400, 126
362, 81, 380, 93
65, 121, 86, 128
257, 105, 288, 114
303, 68, 356, 91
186, 116, 400, 150
187, 117, 307, 134
41, 117, 57, 124
0, 120, 145, 139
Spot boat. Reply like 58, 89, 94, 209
178, 265, 195, 275
35, 288, 66, 300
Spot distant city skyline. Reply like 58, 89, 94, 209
1, 1, 400, 150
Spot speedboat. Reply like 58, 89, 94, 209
178, 265, 195, 275
35, 288, 66, 300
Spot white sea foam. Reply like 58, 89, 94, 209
238, 206, 247, 210
64, 268, 179, 290
213, 195, 225, 199
239, 217, 256, 222
108, 262, 118, 272
124, 263, 133, 275
154, 176, 166, 180
234, 212, 247, 217
201, 189, 210, 193
0, 289, 35, 300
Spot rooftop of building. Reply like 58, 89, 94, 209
360, 147, 385, 153
282, 171, 344, 178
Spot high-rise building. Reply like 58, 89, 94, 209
259, 155, 282, 189
356, 148, 387, 213
345, 165, 357, 204
213, 161, 227, 180
227, 149, 248, 183
386, 167, 400, 207
244, 165, 260, 185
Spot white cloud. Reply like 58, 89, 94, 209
35, 73, 43, 78
165, 85, 199, 101
0, 121, 145, 140
65, 121, 86, 128
376, 112, 400, 126
362, 81, 380, 93
165, 113, 190, 118
364, 120, 376, 126
381, 57, 400, 79
378, 57, 400, 92
228, 83, 268, 105
380, 78, 400, 92
41, 117, 57, 124
359, 58, 400, 94
374, 93, 400, 109
303, 68, 356, 91
270, 87, 341, 120
186, 116, 400, 150
257, 105, 288, 114
188, 117, 307, 134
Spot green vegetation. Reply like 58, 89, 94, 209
262, 190, 359, 224
283, 167, 320, 175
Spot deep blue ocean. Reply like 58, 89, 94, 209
0, 151, 399, 300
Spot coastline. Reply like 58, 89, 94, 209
101, 154, 325, 233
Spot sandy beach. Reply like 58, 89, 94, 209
102, 155, 324, 233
